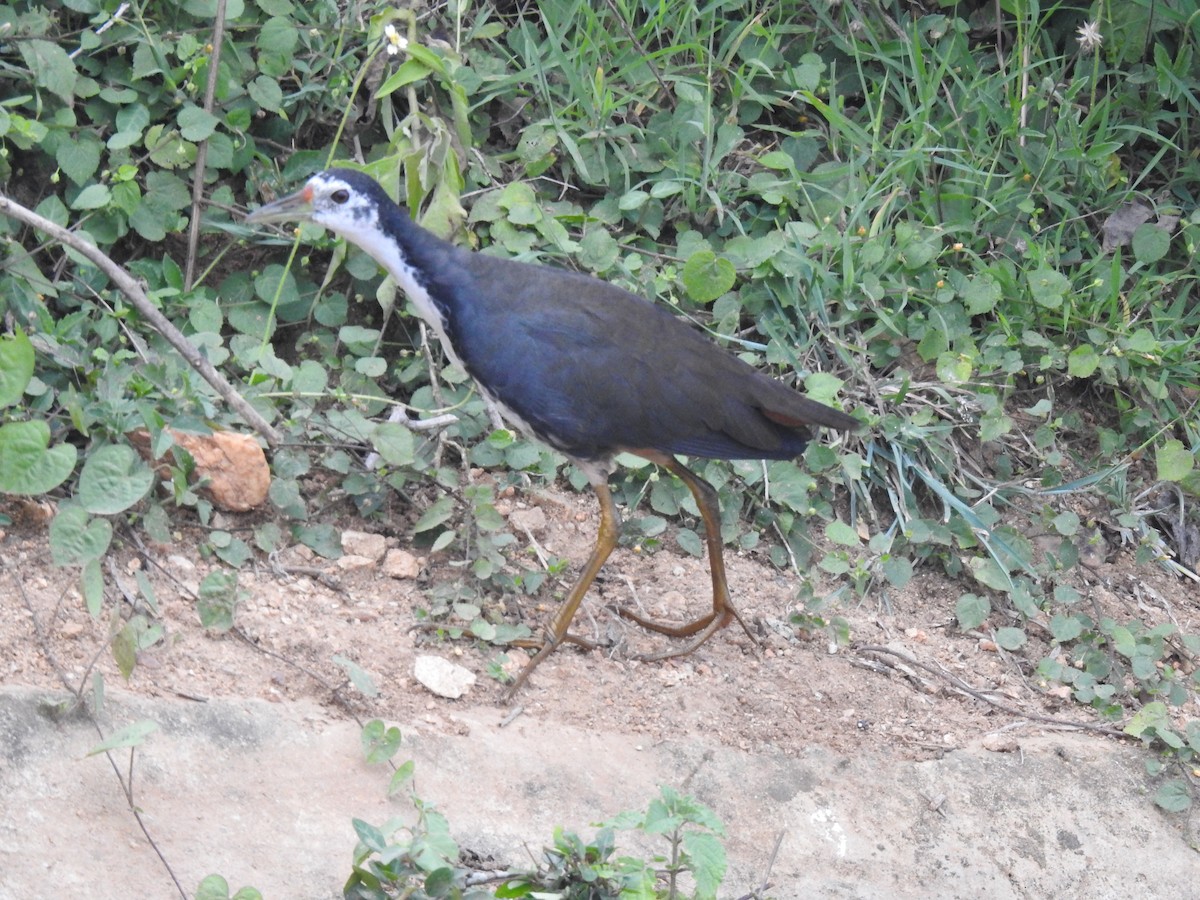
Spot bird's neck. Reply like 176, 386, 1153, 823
333, 206, 464, 368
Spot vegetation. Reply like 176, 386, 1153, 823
2, 0, 1200, 895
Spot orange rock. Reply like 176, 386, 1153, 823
131, 429, 270, 511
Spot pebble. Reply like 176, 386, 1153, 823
413, 656, 476, 699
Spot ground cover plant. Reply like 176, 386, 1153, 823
2, 0, 1199, 895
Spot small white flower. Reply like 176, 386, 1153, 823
1077, 20, 1102, 52
384, 23, 408, 56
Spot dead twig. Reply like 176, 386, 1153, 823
852, 644, 1130, 739
0, 193, 282, 446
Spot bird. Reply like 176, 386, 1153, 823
246, 168, 858, 699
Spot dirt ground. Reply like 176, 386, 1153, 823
1, 484, 1198, 898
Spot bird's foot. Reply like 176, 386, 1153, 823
500, 630, 602, 702
614, 600, 760, 661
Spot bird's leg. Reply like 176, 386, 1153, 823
502, 479, 621, 700
618, 453, 756, 660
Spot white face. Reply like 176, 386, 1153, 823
302, 173, 381, 237
246, 170, 457, 360
246, 171, 379, 240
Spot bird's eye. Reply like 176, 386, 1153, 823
331, 189, 350, 204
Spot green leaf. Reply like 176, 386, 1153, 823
56, 136, 103, 186
1049, 614, 1084, 642
880, 555, 913, 588
676, 528, 703, 558
936, 351, 973, 385
0, 420, 77, 495
967, 556, 1011, 592
1050, 511, 1080, 536
293, 523, 342, 558
1131, 223, 1170, 264
979, 408, 1012, 442
196, 570, 239, 632
962, 276, 1000, 315
247, 75, 284, 113
682, 249, 736, 303
413, 495, 456, 533
334, 655, 379, 698
360, 719, 402, 764
49, 506, 113, 565
87, 720, 158, 756
352, 818, 387, 853
802, 372, 848, 409
71, 183, 111, 210
681, 830, 726, 899
371, 422, 416, 467
1155, 439, 1194, 482
388, 759, 416, 796
177, 105, 220, 141
78, 444, 154, 515
82, 558, 104, 617
618, 188, 649, 210
1067, 344, 1099, 378
955, 593, 990, 630
1027, 267, 1069, 309
111, 620, 138, 678
994, 627, 1026, 650
257, 15, 299, 53
1124, 701, 1170, 740
20, 40, 77, 103
758, 150, 795, 171
824, 519, 860, 547
497, 181, 541, 225
377, 58, 434, 97
0, 329, 35, 407
195, 875, 231, 900
212, 535, 251, 567
1153, 779, 1192, 813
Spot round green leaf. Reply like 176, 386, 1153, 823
177, 105, 219, 142
994, 627, 1027, 650
682, 249, 736, 303
371, 421, 416, 467
962, 276, 1001, 315
955, 593, 990, 630
1155, 439, 1194, 482
1067, 344, 1100, 378
1154, 779, 1193, 813
78, 444, 154, 514
0, 420, 77, 495
967, 556, 1011, 592
824, 519, 861, 547
1027, 267, 1069, 309
880, 555, 913, 588
1131, 223, 1170, 264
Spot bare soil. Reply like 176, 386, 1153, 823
1, 484, 1197, 897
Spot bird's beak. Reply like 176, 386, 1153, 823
244, 185, 314, 225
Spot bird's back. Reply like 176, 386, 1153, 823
413, 245, 853, 463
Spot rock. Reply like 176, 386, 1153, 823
341, 530, 388, 561
335, 554, 377, 572
382, 549, 421, 579
982, 733, 1020, 753
130, 428, 269, 512
509, 505, 547, 534
413, 656, 476, 699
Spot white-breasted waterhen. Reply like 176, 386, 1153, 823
247, 168, 858, 698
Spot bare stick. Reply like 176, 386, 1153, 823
0, 193, 282, 446
184, 0, 229, 289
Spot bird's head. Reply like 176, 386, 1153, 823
245, 168, 385, 239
